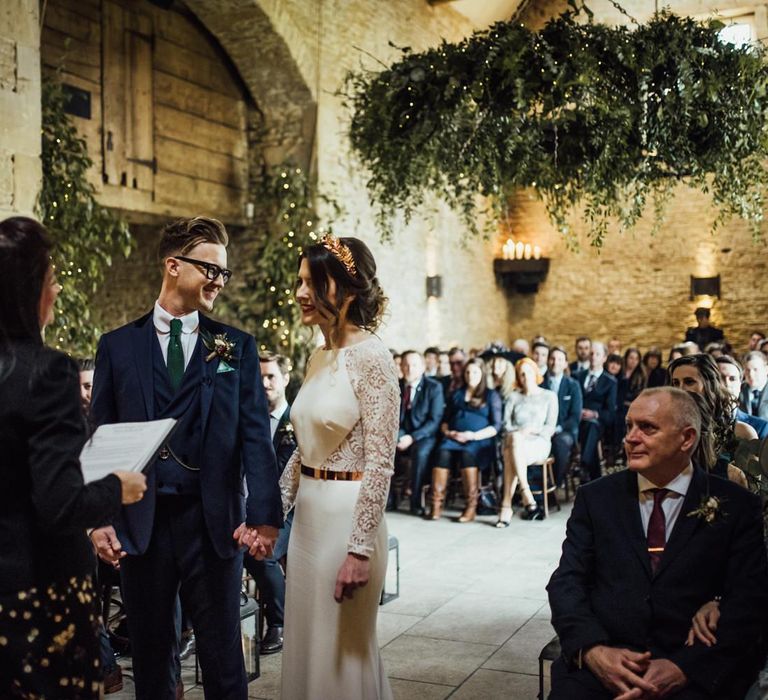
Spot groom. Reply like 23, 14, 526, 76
90, 217, 282, 700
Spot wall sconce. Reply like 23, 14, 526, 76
690, 275, 721, 300
426, 275, 442, 298
502, 238, 542, 261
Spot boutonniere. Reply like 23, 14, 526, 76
278, 421, 296, 444
201, 328, 237, 370
687, 494, 725, 524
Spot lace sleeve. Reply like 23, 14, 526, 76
279, 447, 301, 516
346, 342, 400, 556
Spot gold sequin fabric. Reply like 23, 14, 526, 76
0, 576, 101, 699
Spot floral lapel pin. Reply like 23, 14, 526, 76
687, 492, 725, 524
201, 328, 237, 373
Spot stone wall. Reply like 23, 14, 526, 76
0, 0, 41, 219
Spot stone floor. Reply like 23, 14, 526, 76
112, 499, 572, 700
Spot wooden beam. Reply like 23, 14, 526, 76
427, 0, 459, 5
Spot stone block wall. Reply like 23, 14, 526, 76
0, 0, 42, 219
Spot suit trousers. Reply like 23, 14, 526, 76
244, 554, 285, 628
578, 419, 603, 480
550, 431, 575, 487
406, 438, 437, 510
549, 657, 710, 700
121, 495, 247, 700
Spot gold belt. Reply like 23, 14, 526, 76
300, 465, 364, 481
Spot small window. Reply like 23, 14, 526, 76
718, 18, 755, 47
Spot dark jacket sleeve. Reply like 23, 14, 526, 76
27, 351, 122, 530
597, 377, 617, 428
562, 379, 583, 436
668, 491, 768, 693
91, 335, 117, 427
411, 381, 445, 443
239, 334, 283, 528
488, 389, 503, 433
547, 487, 611, 661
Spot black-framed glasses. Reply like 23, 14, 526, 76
174, 256, 232, 284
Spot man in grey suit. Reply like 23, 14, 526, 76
740, 351, 768, 419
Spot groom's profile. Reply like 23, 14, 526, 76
90, 216, 282, 699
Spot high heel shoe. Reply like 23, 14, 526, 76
495, 506, 513, 528
521, 504, 545, 521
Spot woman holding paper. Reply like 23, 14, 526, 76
0, 217, 146, 699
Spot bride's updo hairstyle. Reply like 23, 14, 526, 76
299, 235, 388, 343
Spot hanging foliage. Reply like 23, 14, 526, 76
38, 78, 133, 356
344, 7, 768, 246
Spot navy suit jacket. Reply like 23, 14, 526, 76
574, 369, 617, 429
399, 375, 445, 443
739, 383, 768, 421
735, 407, 768, 439
542, 373, 583, 438
272, 405, 296, 475
548, 468, 768, 697
91, 312, 282, 559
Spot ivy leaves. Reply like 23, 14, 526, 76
345, 10, 768, 246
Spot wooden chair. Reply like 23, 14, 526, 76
528, 457, 560, 519
538, 635, 561, 699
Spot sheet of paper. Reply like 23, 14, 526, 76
80, 418, 177, 484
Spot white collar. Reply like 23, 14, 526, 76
270, 399, 289, 421
588, 368, 604, 379
637, 463, 693, 498
153, 300, 199, 335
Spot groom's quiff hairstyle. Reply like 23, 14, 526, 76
157, 217, 229, 264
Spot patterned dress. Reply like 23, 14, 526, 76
279, 337, 399, 700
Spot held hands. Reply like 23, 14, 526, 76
581, 409, 599, 421
686, 600, 720, 647
584, 645, 655, 699
334, 553, 370, 603
397, 435, 414, 451
90, 526, 125, 568
233, 523, 279, 559
113, 470, 147, 504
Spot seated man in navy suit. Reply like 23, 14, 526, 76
716, 355, 768, 438
397, 350, 445, 515
542, 346, 583, 488
574, 341, 617, 482
548, 387, 768, 700
740, 351, 768, 420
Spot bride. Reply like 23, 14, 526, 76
279, 234, 399, 699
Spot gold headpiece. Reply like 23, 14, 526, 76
321, 234, 357, 277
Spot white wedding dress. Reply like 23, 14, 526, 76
279, 337, 399, 700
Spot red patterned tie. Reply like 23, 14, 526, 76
403, 385, 412, 412
646, 488, 668, 573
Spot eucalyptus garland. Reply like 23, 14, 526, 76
345, 8, 768, 245
37, 79, 133, 356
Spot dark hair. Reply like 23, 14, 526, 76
643, 347, 662, 366
448, 346, 465, 357
157, 217, 229, 263
575, 336, 591, 345
299, 237, 387, 345
752, 330, 766, 340
0, 217, 53, 351
668, 353, 735, 459
77, 358, 96, 372
606, 353, 622, 365
259, 351, 291, 376
532, 341, 550, 353
401, 349, 422, 362
424, 346, 440, 357
695, 307, 711, 319
715, 354, 743, 379
623, 347, 647, 393
463, 357, 489, 407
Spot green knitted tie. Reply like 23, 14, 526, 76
167, 318, 184, 391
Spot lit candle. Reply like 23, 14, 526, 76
515, 241, 524, 260
524, 243, 532, 260
533, 245, 541, 260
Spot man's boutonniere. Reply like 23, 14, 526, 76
201, 329, 236, 370
278, 421, 296, 445
687, 495, 725, 524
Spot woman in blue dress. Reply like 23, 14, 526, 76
428, 357, 502, 522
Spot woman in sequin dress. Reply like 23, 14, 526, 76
279, 235, 399, 700
0, 217, 147, 699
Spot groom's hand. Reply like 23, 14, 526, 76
233, 523, 278, 559
91, 526, 125, 568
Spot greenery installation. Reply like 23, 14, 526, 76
38, 79, 132, 356
345, 5, 768, 246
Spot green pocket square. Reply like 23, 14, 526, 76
217, 361, 235, 374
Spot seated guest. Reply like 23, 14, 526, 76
685, 306, 725, 349
496, 358, 558, 526
0, 217, 147, 699
669, 341, 699, 365
441, 346, 466, 399
391, 350, 403, 380
604, 353, 622, 377
716, 355, 768, 438
429, 358, 502, 523
607, 337, 622, 355
643, 347, 667, 388
547, 387, 768, 700
574, 342, 617, 481
396, 350, 445, 516
543, 346, 583, 489
570, 336, 591, 374
424, 346, 440, 377
704, 342, 726, 358
748, 330, 765, 353
615, 347, 647, 459
669, 353, 755, 484
242, 352, 296, 655
531, 341, 550, 376
489, 354, 516, 400
740, 350, 768, 419
438, 350, 450, 377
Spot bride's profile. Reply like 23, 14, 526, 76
279, 234, 399, 699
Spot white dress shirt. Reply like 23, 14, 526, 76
153, 300, 199, 370
270, 399, 289, 439
637, 464, 693, 540
548, 373, 563, 396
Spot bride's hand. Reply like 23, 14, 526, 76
334, 553, 370, 603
